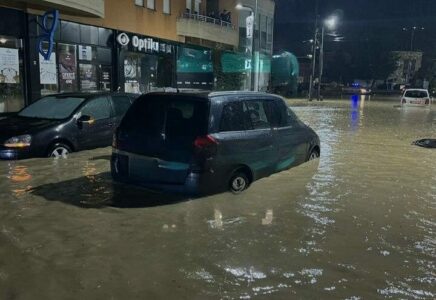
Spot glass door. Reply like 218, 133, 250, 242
0, 35, 25, 112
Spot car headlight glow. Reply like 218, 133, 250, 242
4, 135, 32, 148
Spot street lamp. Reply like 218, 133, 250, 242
317, 15, 338, 100
402, 26, 424, 51
236, 1, 259, 91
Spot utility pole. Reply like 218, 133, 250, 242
317, 25, 325, 101
308, 0, 319, 101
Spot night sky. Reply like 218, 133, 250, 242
274, 0, 436, 82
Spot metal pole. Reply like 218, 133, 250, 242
309, 0, 319, 100
250, 10, 255, 91
253, 0, 261, 91
309, 29, 317, 100
317, 25, 325, 101
410, 28, 415, 51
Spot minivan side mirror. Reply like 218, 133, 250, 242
77, 115, 95, 125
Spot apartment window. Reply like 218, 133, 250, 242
135, 0, 144, 6
163, 0, 171, 14
147, 0, 155, 9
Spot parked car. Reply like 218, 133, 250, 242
111, 92, 320, 195
401, 89, 432, 107
0, 92, 138, 160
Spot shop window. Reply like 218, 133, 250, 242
163, 0, 171, 14
39, 42, 58, 96
80, 24, 99, 45
97, 47, 112, 65
79, 64, 97, 91
135, 0, 144, 6
61, 21, 80, 44
58, 43, 78, 92
0, 36, 25, 112
98, 28, 113, 47
147, 0, 155, 10
122, 51, 158, 93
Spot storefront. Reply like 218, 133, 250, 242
0, 7, 27, 113
27, 15, 115, 102
116, 31, 176, 93
0, 7, 238, 113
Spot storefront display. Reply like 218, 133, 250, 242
0, 47, 19, 84
39, 52, 57, 85
79, 63, 97, 91
100, 66, 111, 91
177, 46, 213, 89
0, 33, 25, 112
58, 43, 77, 92
117, 31, 176, 93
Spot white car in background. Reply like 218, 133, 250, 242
401, 89, 432, 107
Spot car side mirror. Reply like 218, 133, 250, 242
77, 115, 95, 125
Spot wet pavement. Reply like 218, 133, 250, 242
0, 98, 435, 299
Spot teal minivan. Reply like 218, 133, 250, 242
111, 92, 320, 195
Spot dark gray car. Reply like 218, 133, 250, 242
111, 92, 320, 195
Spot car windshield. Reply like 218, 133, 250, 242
404, 90, 428, 98
18, 96, 86, 120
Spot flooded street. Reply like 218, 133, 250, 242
0, 98, 435, 299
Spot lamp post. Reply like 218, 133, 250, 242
236, 1, 258, 91
317, 15, 338, 100
403, 26, 424, 51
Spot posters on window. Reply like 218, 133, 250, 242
0, 48, 19, 84
58, 44, 77, 92
79, 45, 93, 61
79, 64, 97, 91
100, 66, 111, 91
39, 53, 57, 85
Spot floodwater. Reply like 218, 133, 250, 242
0, 98, 435, 299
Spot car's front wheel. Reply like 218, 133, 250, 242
48, 143, 72, 159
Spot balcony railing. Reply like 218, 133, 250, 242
179, 13, 235, 30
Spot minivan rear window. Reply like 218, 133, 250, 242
405, 90, 428, 98
121, 95, 208, 138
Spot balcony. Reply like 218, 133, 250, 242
177, 13, 239, 48
15, 0, 105, 18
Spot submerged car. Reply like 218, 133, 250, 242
0, 92, 137, 160
401, 89, 432, 107
111, 92, 320, 195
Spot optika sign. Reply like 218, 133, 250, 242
116, 33, 172, 54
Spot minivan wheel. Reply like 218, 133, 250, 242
48, 143, 71, 159
229, 172, 249, 194
308, 149, 320, 161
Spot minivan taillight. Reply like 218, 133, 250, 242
194, 135, 218, 150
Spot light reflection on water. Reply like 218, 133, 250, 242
0, 99, 434, 299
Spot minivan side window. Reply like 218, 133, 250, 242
264, 100, 282, 127
220, 102, 246, 132
111, 95, 132, 117
245, 100, 271, 130
80, 96, 111, 120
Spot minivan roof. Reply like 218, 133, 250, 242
146, 91, 282, 102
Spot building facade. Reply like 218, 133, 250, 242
0, 0, 274, 113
